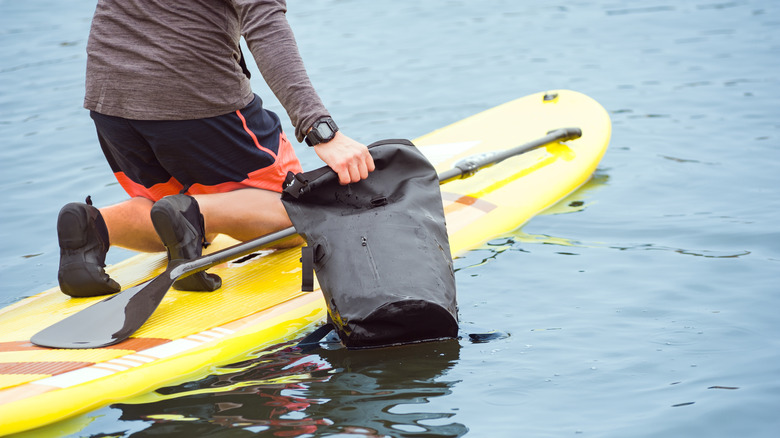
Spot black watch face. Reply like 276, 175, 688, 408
316, 123, 334, 140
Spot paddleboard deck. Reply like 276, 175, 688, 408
0, 90, 610, 435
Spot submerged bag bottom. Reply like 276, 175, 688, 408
341, 300, 459, 349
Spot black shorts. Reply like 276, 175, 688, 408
92, 95, 302, 201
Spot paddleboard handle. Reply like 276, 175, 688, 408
169, 227, 298, 282
439, 127, 582, 184
550, 127, 582, 141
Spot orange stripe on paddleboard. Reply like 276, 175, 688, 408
0, 338, 170, 353
0, 342, 47, 352
0, 362, 93, 376
442, 192, 497, 214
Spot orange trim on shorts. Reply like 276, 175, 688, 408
113, 132, 303, 200
188, 132, 302, 195
115, 173, 184, 201
236, 109, 278, 159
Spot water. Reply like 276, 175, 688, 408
2, 0, 779, 436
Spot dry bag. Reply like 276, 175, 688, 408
281, 139, 458, 349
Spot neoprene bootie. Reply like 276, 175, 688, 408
57, 199, 121, 297
150, 194, 222, 291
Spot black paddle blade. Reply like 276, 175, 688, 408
30, 272, 175, 349
30, 228, 298, 349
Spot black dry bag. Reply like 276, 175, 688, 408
281, 139, 458, 349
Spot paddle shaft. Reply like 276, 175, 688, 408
171, 127, 582, 283
437, 127, 581, 184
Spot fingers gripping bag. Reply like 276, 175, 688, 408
281, 139, 458, 349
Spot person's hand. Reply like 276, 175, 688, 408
313, 131, 375, 185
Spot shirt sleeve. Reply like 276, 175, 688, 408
232, 0, 330, 142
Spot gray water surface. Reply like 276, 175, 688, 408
1, 1, 779, 437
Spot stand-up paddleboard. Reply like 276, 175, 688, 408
0, 90, 610, 435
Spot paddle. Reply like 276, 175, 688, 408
31, 127, 581, 349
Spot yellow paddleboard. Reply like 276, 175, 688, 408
0, 90, 610, 435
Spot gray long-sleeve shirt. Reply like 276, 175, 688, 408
84, 0, 328, 142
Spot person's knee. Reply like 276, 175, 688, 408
194, 189, 290, 239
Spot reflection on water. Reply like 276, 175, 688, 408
306, 341, 465, 436
111, 340, 465, 437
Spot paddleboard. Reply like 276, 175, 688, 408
0, 89, 610, 435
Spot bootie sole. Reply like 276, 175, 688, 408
151, 196, 221, 292
57, 203, 121, 297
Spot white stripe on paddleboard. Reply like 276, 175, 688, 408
108, 358, 145, 368
197, 330, 226, 339
123, 354, 155, 363
211, 327, 236, 335
94, 363, 129, 372
141, 339, 201, 359
36, 367, 114, 388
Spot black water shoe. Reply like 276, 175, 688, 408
57, 200, 121, 297
150, 195, 222, 292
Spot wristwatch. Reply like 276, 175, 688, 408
305, 117, 338, 146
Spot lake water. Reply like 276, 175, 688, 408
1, 0, 779, 437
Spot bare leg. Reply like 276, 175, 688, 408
100, 197, 164, 252
194, 188, 299, 245
99, 189, 298, 253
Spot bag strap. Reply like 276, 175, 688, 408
295, 323, 334, 351
283, 168, 335, 199
300, 246, 314, 292
281, 139, 417, 199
